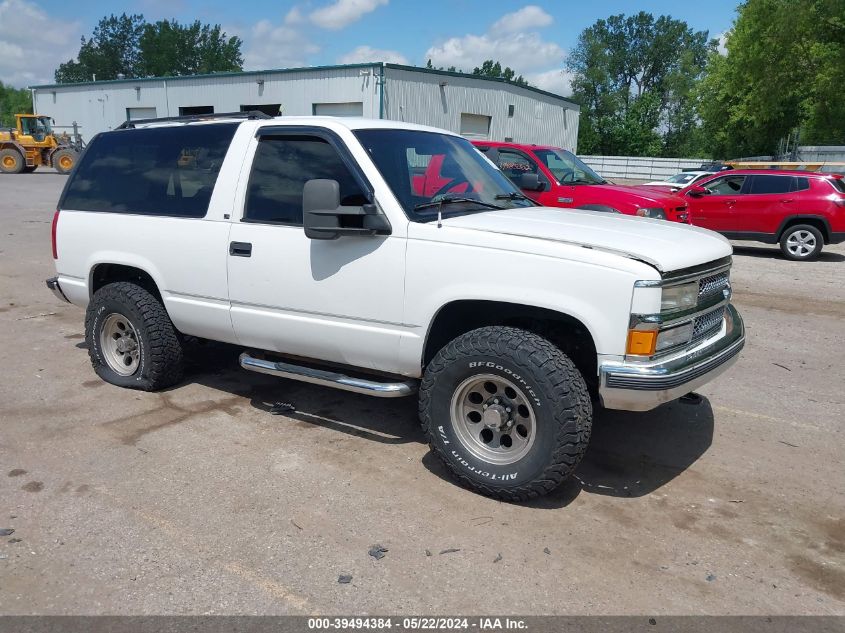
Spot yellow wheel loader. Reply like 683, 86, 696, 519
0, 114, 84, 175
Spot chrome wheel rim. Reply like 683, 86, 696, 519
786, 230, 816, 257
99, 313, 140, 376
450, 373, 536, 465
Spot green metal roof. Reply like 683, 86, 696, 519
30, 61, 579, 108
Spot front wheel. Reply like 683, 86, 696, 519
780, 224, 823, 261
419, 327, 592, 501
52, 148, 78, 174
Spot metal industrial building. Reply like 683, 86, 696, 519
30, 62, 580, 149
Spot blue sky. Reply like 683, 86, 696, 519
0, 0, 740, 91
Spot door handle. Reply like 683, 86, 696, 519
780, 199, 793, 203
726, 199, 737, 205
229, 241, 252, 257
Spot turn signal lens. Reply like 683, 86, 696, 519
627, 330, 658, 356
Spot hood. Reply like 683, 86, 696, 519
599, 183, 686, 207
441, 207, 732, 273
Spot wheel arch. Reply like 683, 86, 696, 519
422, 299, 600, 393
777, 215, 832, 244
89, 262, 164, 304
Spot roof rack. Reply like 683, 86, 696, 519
116, 110, 272, 130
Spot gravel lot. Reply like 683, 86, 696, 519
1, 172, 843, 615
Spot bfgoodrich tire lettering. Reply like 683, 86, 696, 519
419, 326, 592, 501
85, 282, 183, 390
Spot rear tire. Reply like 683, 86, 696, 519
52, 148, 78, 175
779, 224, 823, 261
0, 148, 24, 174
85, 282, 184, 390
419, 326, 592, 501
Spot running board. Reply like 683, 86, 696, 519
239, 353, 417, 398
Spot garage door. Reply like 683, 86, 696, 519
126, 107, 157, 121
312, 102, 364, 117
460, 113, 491, 139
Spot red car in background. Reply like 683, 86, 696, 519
679, 169, 845, 260
472, 141, 690, 222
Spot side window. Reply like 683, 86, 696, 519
244, 135, 367, 225
791, 177, 810, 192
497, 149, 537, 181
61, 123, 237, 217
704, 175, 746, 196
749, 175, 791, 195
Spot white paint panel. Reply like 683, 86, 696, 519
313, 101, 364, 116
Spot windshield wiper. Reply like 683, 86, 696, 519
413, 197, 505, 212
494, 191, 532, 202
567, 178, 603, 185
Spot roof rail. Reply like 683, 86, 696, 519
115, 110, 272, 130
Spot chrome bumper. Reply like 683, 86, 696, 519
599, 304, 745, 411
45, 276, 70, 303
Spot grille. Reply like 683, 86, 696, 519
691, 306, 725, 344
698, 272, 729, 301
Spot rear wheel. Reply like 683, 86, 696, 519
0, 148, 24, 174
85, 282, 184, 390
419, 326, 592, 501
52, 148, 78, 174
779, 224, 823, 261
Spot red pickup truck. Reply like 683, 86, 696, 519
471, 141, 690, 223
678, 169, 845, 260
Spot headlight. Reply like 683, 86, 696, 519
661, 282, 698, 312
655, 322, 694, 352
636, 207, 666, 219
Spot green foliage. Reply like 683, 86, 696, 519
698, 0, 845, 157
0, 81, 32, 127
472, 60, 528, 87
54, 14, 243, 83
568, 12, 714, 157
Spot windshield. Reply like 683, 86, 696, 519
666, 172, 696, 184
532, 148, 605, 184
354, 129, 534, 222
36, 117, 52, 134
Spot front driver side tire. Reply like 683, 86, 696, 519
419, 326, 592, 501
779, 224, 824, 261
85, 281, 184, 390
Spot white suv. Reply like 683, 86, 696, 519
47, 113, 744, 500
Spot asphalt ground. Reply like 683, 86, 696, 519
1, 172, 843, 615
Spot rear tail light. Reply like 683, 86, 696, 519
51, 210, 59, 259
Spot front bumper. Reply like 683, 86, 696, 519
46, 276, 70, 303
599, 304, 745, 411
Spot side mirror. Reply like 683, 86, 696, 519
687, 185, 708, 198
303, 179, 391, 240
519, 172, 544, 191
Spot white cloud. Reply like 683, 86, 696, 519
310, 0, 388, 30
235, 19, 320, 70
0, 0, 81, 87
525, 69, 573, 96
338, 45, 408, 65
716, 30, 730, 55
425, 5, 570, 96
284, 7, 305, 25
490, 5, 552, 35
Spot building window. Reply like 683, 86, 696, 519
178, 105, 214, 116
459, 113, 491, 139
241, 104, 282, 117
312, 102, 364, 117
508, 105, 515, 117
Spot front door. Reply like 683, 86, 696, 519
494, 148, 553, 204
226, 130, 407, 373
690, 174, 749, 231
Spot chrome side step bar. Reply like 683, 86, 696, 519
239, 352, 417, 398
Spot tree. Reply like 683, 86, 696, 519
55, 14, 145, 83
567, 12, 714, 156
0, 81, 32, 128
54, 14, 243, 83
140, 20, 242, 77
472, 60, 528, 87
697, 0, 845, 157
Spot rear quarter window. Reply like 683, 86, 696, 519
61, 123, 237, 217
829, 177, 845, 193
